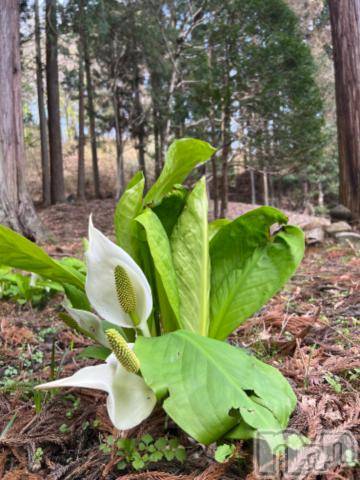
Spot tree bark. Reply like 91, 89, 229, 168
34, 0, 51, 207
219, 47, 231, 218
250, 169, 256, 205
328, 0, 360, 217
153, 107, 161, 179
263, 168, 269, 206
113, 91, 125, 199
84, 30, 101, 198
0, 1, 45, 240
220, 102, 231, 218
77, 51, 85, 199
77, 0, 86, 200
46, 0, 65, 204
133, 63, 147, 186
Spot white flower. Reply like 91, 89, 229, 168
85, 216, 152, 334
35, 352, 156, 430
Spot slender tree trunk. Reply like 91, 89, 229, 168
220, 104, 231, 218
113, 92, 125, 198
328, 0, 360, 217
250, 169, 256, 205
263, 168, 269, 206
133, 63, 147, 186
84, 32, 101, 198
77, 3, 85, 200
46, 0, 65, 204
207, 40, 219, 219
0, 1, 45, 239
153, 108, 161, 179
34, 0, 51, 207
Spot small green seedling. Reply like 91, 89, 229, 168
99, 434, 186, 471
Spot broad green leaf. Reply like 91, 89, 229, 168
170, 178, 210, 336
209, 207, 305, 340
144, 138, 216, 205
78, 345, 111, 361
114, 171, 144, 261
152, 185, 188, 236
63, 284, 91, 311
0, 225, 84, 290
135, 331, 296, 446
59, 257, 87, 275
136, 209, 180, 332
209, 218, 231, 241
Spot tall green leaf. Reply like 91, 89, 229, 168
136, 208, 180, 332
170, 178, 210, 336
0, 225, 84, 289
144, 138, 216, 205
151, 185, 188, 236
209, 207, 305, 340
135, 331, 296, 447
114, 171, 144, 262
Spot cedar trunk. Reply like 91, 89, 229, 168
329, 0, 360, 217
113, 91, 125, 199
77, 0, 86, 200
46, 0, 65, 204
34, 0, 51, 206
0, 1, 45, 239
84, 37, 101, 198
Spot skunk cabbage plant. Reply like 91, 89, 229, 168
0, 138, 304, 448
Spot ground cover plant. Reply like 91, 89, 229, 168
0, 139, 305, 462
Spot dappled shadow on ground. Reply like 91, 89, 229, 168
0, 202, 359, 479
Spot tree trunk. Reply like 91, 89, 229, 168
328, 0, 360, 218
134, 63, 147, 186
250, 169, 256, 205
0, 1, 45, 240
153, 107, 161, 179
77, 33, 85, 198
77, 0, 86, 200
34, 0, 51, 207
113, 92, 125, 199
46, 0, 65, 204
220, 103, 231, 218
263, 168, 269, 206
84, 31, 101, 198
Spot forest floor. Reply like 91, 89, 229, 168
0, 200, 359, 480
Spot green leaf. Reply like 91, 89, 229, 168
63, 284, 91, 311
214, 444, 236, 463
209, 207, 305, 340
151, 185, 188, 236
78, 345, 111, 361
136, 208, 180, 332
164, 450, 175, 461
209, 218, 231, 241
149, 451, 163, 462
140, 433, 153, 445
114, 171, 144, 261
154, 437, 167, 450
135, 331, 296, 447
132, 458, 145, 470
144, 138, 216, 205
170, 178, 210, 335
174, 447, 186, 463
0, 225, 84, 290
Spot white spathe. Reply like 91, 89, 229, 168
35, 353, 156, 430
85, 216, 152, 330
